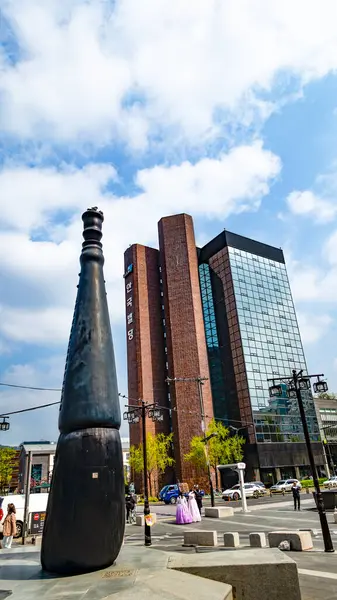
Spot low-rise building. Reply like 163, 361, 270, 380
19, 438, 131, 492
19, 441, 56, 493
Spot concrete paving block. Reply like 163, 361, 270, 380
136, 515, 145, 526
183, 530, 218, 547
249, 532, 266, 548
114, 568, 233, 600
224, 532, 240, 548
168, 548, 301, 600
204, 506, 234, 518
268, 530, 313, 551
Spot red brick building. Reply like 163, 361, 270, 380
124, 215, 213, 489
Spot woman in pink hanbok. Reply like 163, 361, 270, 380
188, 490, 201, 522
176, 493, 193, 525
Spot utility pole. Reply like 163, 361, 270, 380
124, 401, 163, 547
166, 376, 215, 507
22, 451, 33, 545
269, 370, 334, 553
141, 401, 151, 547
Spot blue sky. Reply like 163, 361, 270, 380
1, 0, 337, 445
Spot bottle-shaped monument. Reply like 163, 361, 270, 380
41, 207, 125, 574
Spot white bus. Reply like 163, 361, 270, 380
0, 493, 49, 538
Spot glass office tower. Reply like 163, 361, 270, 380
199, 230, 322, 481
227, 246, 319, 442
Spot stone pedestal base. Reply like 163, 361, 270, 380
41, 428, 125, 574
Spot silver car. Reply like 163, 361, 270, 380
323, 476, 337, 489
270, 479, 301, 494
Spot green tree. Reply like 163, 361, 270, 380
0, 447, 17, 493
129, 432, 175, 496
317, 392, 337, 400
184, 419, 245, 490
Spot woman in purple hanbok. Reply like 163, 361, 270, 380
176, 493, 193, 525
188, 491, 202, 522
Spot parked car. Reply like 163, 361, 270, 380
0, 493, 49, 538
249, 481, 268, 495
270, 479, 301, 494
160, 484, 205, 504
323, 476, 337, 489
158, 485, 170, 501
159, 485, 180, 504
222, 483, 263, 501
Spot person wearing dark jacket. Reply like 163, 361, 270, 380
125, 494, 136, 523
194, 485, 203, 515
292, 481, 301, 510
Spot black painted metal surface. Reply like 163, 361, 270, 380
41, 208, 125, 574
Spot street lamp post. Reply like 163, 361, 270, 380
166, 376, 215, 507
123, 401, 163, 547
268, 370, 334, 553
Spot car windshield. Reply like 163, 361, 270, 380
231, 484, 240, 489
275, 480, 286, 485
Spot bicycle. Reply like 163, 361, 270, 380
128, 507, 137, 525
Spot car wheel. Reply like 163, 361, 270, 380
15, 521, 23, 539
253, 490, 259, 499
233, 492, 240, 501
170, 497, 177, 505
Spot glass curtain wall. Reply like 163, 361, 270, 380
228, 247, 319, 442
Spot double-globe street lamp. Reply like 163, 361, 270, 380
0, 417, 10, 431
123, 401, 163, 547
268, 369, 334, 553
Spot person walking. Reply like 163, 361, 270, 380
125, 493, 136, 523
2, 503, 16, 549
292, 481, 301, 511
176, 489, 192, 525
193, 485, 203, 515
188, 490, 201, 523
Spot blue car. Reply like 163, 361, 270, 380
159, 484, 180, 504
159, 484, 205, 505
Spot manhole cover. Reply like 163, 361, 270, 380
0, 592, 12, 599
102, 570, 135, 579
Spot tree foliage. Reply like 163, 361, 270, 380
129, 432, 175, 495
184, 419, 245, 476
0, 447, 17, 492
317, 392, 337, 400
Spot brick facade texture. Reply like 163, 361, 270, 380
158, 214, 214, 487
124, 244, 171, 493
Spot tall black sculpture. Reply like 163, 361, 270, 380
41, 207, 125, 574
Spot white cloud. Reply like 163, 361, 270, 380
2, 0, 337, 147
297, 312, 332, 344
286, 190, 337, 223
286, 226, 337, 305
0, 305, 72, 345
0, 163, 116, 232
0, 141, 280, 345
